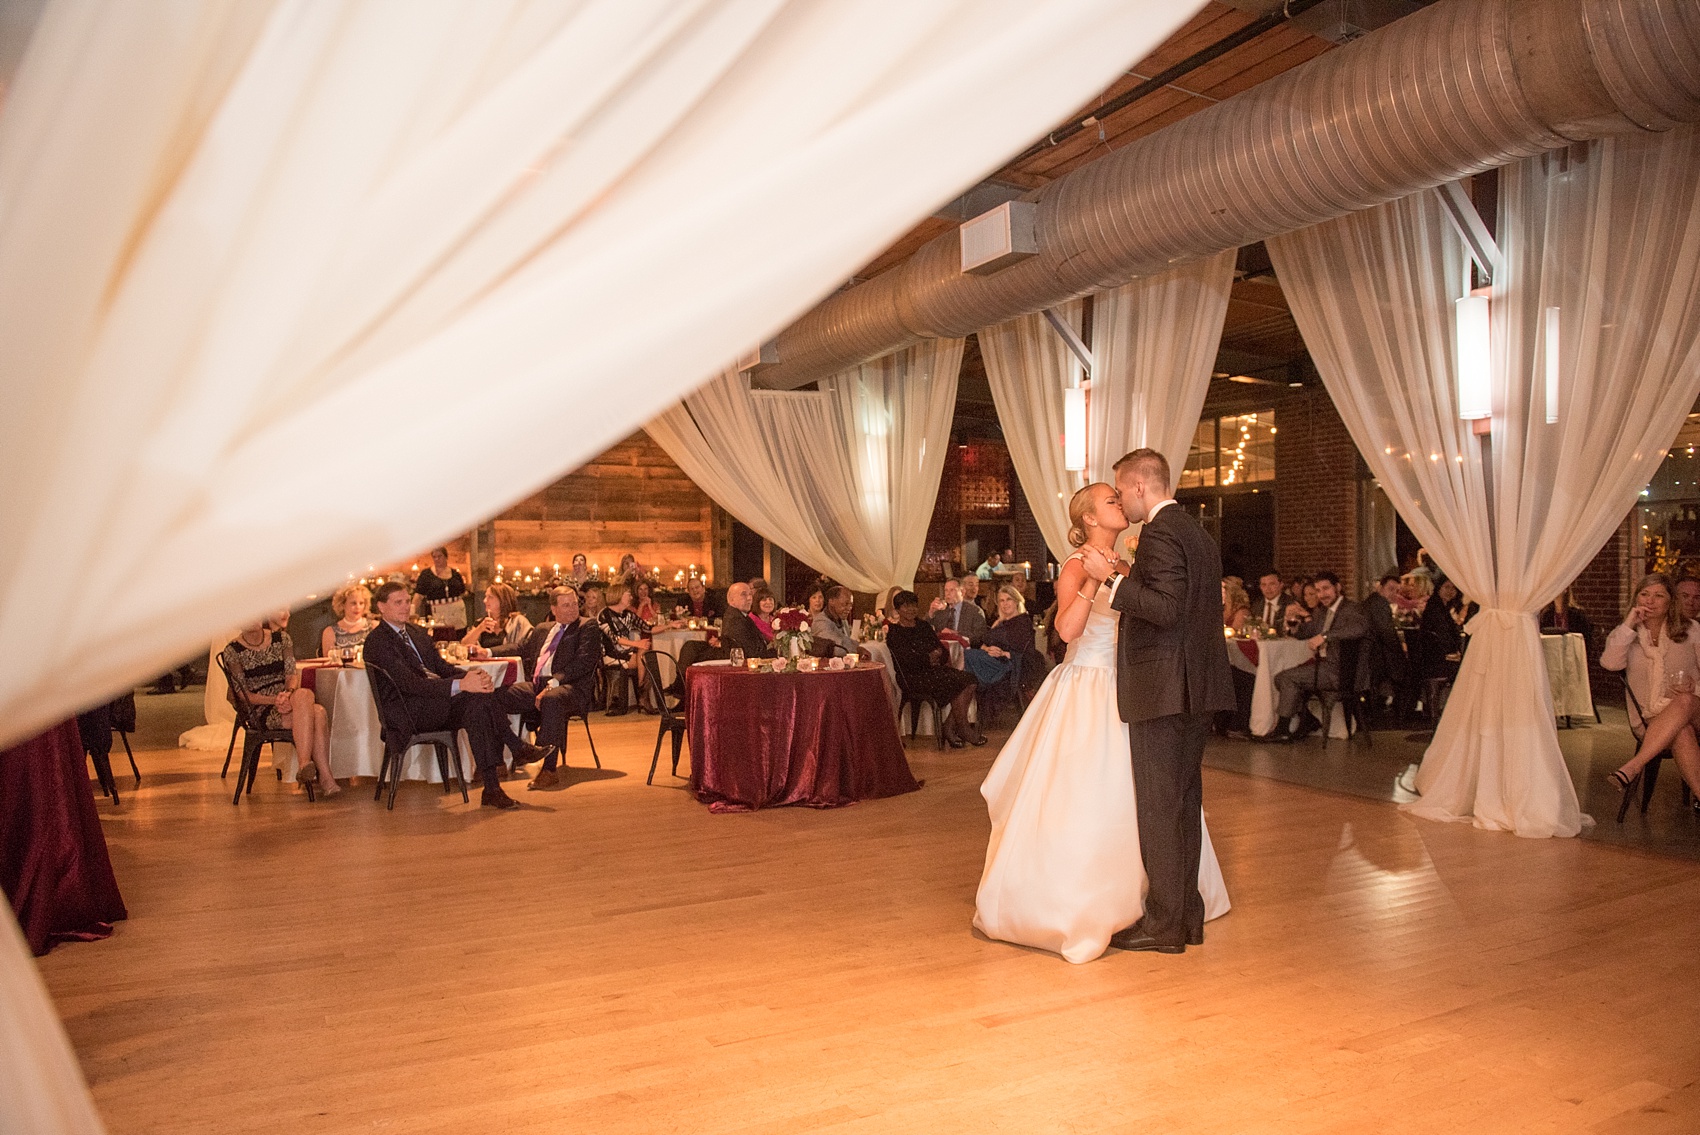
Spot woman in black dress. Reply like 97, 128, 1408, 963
885, 590, 983, 747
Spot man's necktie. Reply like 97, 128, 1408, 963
398, 624, 428, 671
535, 625, 565, 682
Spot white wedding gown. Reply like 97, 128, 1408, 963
974, 580, 1230, 963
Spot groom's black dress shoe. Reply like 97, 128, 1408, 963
1108, 929, 1184, 954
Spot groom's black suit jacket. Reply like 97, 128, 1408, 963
1108, 503, 1236, 724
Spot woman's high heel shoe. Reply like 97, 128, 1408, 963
1610, 767, 1641, 793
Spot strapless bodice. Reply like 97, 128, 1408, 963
1063, 569, 1117, 670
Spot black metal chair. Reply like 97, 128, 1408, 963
215, 652, 311, 805
889, 648, 948, 750
79, 694, 140, 805
1320, 637, 1373, 749
1619, 683, 1692, 823
364, 661, 468, 810
642, 651, 687, 784
601, 655, 642, 713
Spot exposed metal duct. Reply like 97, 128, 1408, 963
756, 0, 1700, 389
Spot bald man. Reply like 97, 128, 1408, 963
720, 582, 774, 660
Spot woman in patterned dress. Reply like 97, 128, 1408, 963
224, 617, 338, 795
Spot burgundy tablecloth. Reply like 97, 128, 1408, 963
686, 663, 920, 812
0, 720, 127, 956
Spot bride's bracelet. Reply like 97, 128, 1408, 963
1078, 587, 1097, 601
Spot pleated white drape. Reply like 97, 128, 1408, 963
980, 252, 1236, 559
647, 340, 963, 593
0, 3, 1213, 1130
1268, 126, 1700, 838
0, 0, 1207, 752
979, 300, 1082, 559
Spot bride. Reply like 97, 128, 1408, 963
974, 482, 1230, 963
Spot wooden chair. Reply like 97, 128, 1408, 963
364, 662, 468, 810
1619, 683, 1692, 823
1320, 637, 1373, 749
642, 651, 687, 784
215, 652, 311, 805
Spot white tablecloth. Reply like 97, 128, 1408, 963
1541, 632, 1595, 721
650, 628, 709, 688
865, 637, 973, 735
303, 658, 519, 783
1233, 637, 1348, 739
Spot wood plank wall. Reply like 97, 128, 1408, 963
384, 433, 713, 586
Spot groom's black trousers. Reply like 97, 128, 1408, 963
1128, 711, 1210, 946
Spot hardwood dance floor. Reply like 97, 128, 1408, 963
37, 712, 1700, 1134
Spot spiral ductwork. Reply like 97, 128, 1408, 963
756, 0, 1700, 389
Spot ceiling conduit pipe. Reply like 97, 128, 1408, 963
755, 0, 1700, 389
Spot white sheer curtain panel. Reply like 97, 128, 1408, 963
647, 341, 962, 593
1089, 249, 1237, 484
0, 0, 1209, 752
980, 251, 1235, 559
1268, 125, 1700, 838
980, 301, 1083, 560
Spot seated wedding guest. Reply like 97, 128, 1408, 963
488, 586, 600, 792
721, 582, 776, 660
928, 576, 988, 646
1422, 578, 1465, 674
1250, 571, 1287, 632
616, 553, 640, 586
1540, 587, 1593, 644
964, 584, 1035, 690
1602, 573, 1700, 809
225, 615, 338, 794
462, 581, 531, 654
1222, 577, 1250, 634
1401, 570, 1433, 612
975, 550, 1002, 580
961, 571, 995, 623
1285, 574, 1310, 609
803, 582, 827, 619
811, 585, 870, 659
886, 589, 984, 747
363, 581, 518, 808
749, 584, 779, 644
582, 582, 607, 621
413, 546, 468, 622
1678, 576, 1700, 624
633, 578, 661, 627
321, 582, 375, 658
599, 583, 654, 715
1270, 571, 1368, 742
567, 553, 590, 588
1364, 571, 1411, 719
678, 577, 722, 621
1300, 578, 1320, 612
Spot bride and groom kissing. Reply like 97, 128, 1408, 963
975, 448, 1235, 963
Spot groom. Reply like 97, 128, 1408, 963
1082, 449, 1235, 953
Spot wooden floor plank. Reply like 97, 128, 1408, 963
33, 710, 1700, 1134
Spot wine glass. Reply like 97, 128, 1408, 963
1667, 667, 1694, 699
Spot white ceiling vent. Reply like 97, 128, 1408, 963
960, 200, 1037, 277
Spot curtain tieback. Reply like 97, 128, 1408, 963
1461, 607, 1536, 636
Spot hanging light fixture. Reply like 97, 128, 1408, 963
1455, 293, 1491, 421
1544, 305, 1560, 424
1064, 387, 1087, 472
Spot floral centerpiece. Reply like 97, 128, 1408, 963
858, 612, 886, 642
772, 607, 814, 659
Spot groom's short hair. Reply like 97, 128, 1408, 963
1113, 448, 1171, 492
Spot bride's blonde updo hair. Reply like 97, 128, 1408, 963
1067, 483, 1110, 547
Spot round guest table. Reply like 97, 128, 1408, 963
298, 657, 520, 783
685, 661, 920, 812
650, 627, 709, 688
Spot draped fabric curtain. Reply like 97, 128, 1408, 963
646, 341, 963, 593
0, 0, 1207, 753
1268, 126, 1700, 838
980, 251, 1235, 559
1090, 250, 1238, 484
979, 301, 1082, 559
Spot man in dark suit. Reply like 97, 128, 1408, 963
1252, 570, 1289, 632
928, 576, 988, 647
720, 582, 775, 660
1363, 571, 1410, 722
1082, 448, 1234, 954
483, 586, 601, 791
1272, 570, 1369, 741
362, 581, 519, 809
